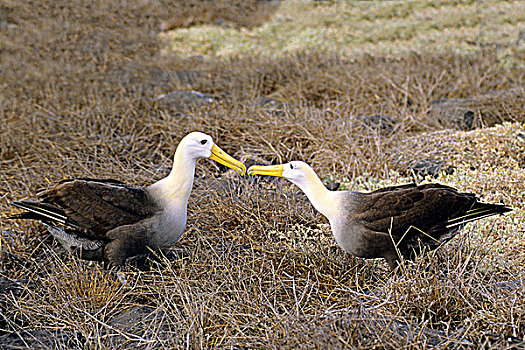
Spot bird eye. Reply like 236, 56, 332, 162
200, 139, 208, 145
290, 164, 294, 169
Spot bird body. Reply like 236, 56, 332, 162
10, 132, 246, 265
247, 161, 512, 269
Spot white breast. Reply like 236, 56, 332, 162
150, 204, 188, 248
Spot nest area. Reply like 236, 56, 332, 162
1, 1, 524, 348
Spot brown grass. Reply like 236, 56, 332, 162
0, 0, 524, 349
158, 0, 278, 31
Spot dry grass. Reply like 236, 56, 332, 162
0, 0, 524, 349
163, 0, 525, 65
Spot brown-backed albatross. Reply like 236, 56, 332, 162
10, 132, 246, 266
248, 161, 512, 270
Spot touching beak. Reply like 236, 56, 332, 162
209, 144, 246, 176
247, 164, 284, 177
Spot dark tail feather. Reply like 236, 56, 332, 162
9, 211, 49, 221
446, 202, 512, 229
42, 223, 105, 261
9, 200, 81, 229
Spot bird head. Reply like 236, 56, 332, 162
247, 161, 313, 188
179, 132, 246, 175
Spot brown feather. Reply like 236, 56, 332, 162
9, 132, 247, 266
38, 180, 159, 237
10, 179, 162, 265
247, 161, 512, 271
354, 184, 473, 236
343, 183, 510, 267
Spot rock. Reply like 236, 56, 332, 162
429, 88, 525, 130
325, 182, 340, 191
360, 114, 395, 135
518, 28, 525, 46
155, 90, 224, 108
0, 329, 84, 349
0, 6, 10, 31
110, 60, 203, 92
478, 332, 525, 349
429, 98, 476, 130
213, 17, 225, 26
109, 61, 172, 91
400, 159, 455, 179
171, 69, 201, 86
256, 96, 285, 110
0, 276, 38, 343
109, 305, 164, 332
255, 96, 286, 117
0, 16, 7, 31
0, 277, 25, 323
106, 305, 174, 348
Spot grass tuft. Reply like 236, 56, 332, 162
0, 0, 523, 348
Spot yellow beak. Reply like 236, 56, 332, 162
209, 144, 246, 176
247, 164, 284, 177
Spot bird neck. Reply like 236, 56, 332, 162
168, 147, 198, 201
293, 172, 341, 220
150, 148, 197, 207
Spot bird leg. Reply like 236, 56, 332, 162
384, 253, 402, 273
104, 223, 153, 266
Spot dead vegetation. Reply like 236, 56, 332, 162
158, 0, 279, 31
0, 0, 524, 349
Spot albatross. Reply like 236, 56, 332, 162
10, 132, 246, 265
248, 161, 512, 269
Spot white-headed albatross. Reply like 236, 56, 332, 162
10, 132, 246, 266
248, 161, 512, 270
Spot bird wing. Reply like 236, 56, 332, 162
31, 179, 159, 237
351, 183, 476, 240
